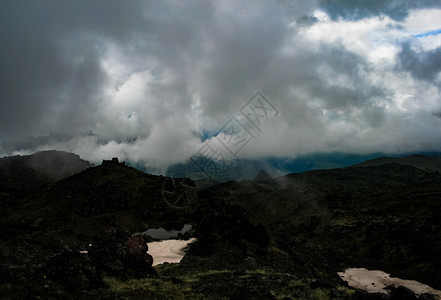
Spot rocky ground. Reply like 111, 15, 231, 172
0, 155, 440, 299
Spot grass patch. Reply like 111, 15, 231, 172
102, 275, 207, 299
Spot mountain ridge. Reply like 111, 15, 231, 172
350, 154, 441, 172
1, 151, 441, 299
0, 150, 93, 190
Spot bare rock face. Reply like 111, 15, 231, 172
125, 235, 153, 266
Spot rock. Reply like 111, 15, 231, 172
90, 233, 157, 279
43, 250, 104, 292
125, 235, 154, 266
310, 279, 335, 289
0, 265, 10, 283
331, 289, 346, 298
389, 286, 417, 300
419, 293, 437, 300
191, 204, 269, 256
350, 290, 389, 299
125, 235, 148, 256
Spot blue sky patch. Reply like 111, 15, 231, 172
415, 28, 441, 38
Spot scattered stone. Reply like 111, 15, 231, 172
310, 279, 335, 289
389, 285, 417, 300
43, 250, 104, 292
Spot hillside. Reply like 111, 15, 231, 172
0, 158, 286, 299
351, 154, 441, 172
1, 153, 440, 299
213, 156, 441, 292
0, 150, 93, 190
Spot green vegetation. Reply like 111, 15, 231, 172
1, 153, 441, 299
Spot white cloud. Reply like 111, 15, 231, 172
300, 10, 404, 64
417, 34, 441, 52
403, 9, 441, 34
1, 1, 441, 170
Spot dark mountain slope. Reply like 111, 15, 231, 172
0, 150, 93, 190
2, 158, 193, 238
2, 152, 441, 299
0, 158, 283, 299
351, 154, 441, 172
253, 169, 273, 182
213, 162, 441, 290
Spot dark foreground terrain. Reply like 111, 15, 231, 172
0, 152, 440, 299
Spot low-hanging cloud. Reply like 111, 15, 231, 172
1, 0, 441, 172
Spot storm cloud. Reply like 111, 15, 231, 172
397, 43, 441, 81
1, 0, 441, 171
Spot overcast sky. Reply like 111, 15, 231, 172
1, 0, 441, 171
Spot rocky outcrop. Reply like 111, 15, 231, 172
90, 232, 158, 280
43, 250, 104, 292
39, 232, 158, 295
125, 235, 154, 266
189, 202, 269, 257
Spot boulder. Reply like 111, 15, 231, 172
125, 235, 148, 255
90, 233, 157, 279
125, 235, 154, 266
43, 250, 104, 292
389, 286, 417, 300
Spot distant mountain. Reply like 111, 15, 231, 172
262, 152, 441, 174
164, 152, 441, 182
212, 158, 441, 291
0, 150, 93, 190
350, 154, 441, 172
253, 169, 273, 182
166, 158, 277, 182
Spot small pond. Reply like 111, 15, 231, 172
338, 268, 441, 298
147, 238, 196, 266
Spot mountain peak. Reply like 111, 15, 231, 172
253, 169, 272, 182
102, 157, 126, 166
351, 154, 441, 173
0, 150, 93, 190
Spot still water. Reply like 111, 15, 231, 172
338, 268, 441, 298
147, 238, 196, 266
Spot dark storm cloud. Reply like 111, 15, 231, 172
308, 46, 388, 110
0, 132, 73, 154
250, 41, 390, 132
397, 44, 441, 82
194, 3, 289, 125
1, 0, 441, 167
0, 0, 213, 141
319, 0, 441, 21
0, 0, 146, 139
0, 0, 223, 167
